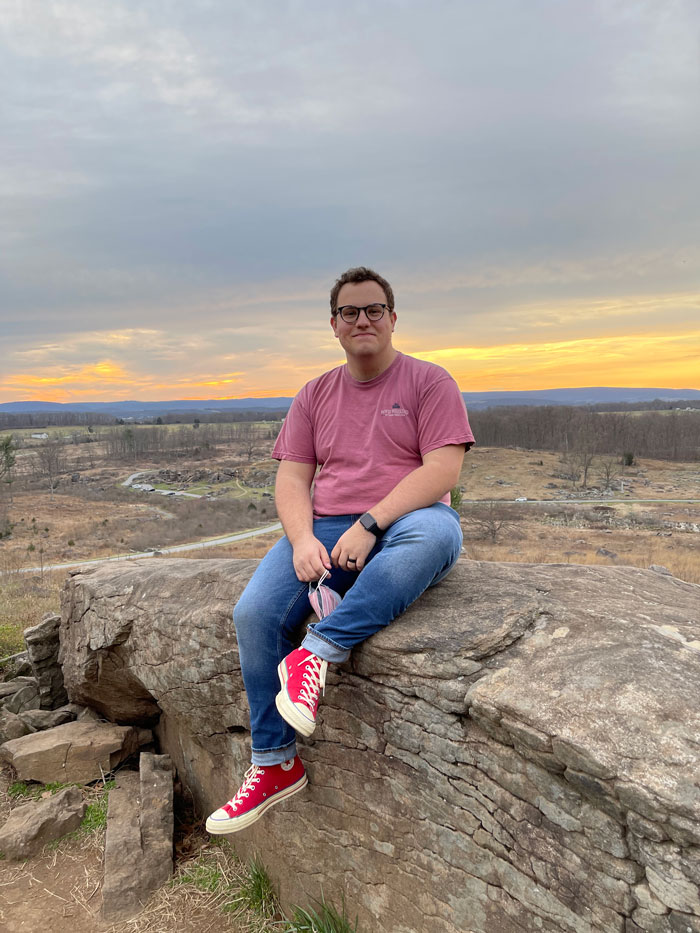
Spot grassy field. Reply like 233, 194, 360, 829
1, 444, 698, 656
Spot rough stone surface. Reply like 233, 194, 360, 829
102, 753, 174, 921
0, 681, 23, 700
2, 680, 40, 715
18, 707, 76, 732
0, 708, 31, 743
0, 786, 86, 859
23, 613, 68, 709
60, 557, 700, 933
0, 719, 147, 783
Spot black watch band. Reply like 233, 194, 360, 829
359, 512, 384, 537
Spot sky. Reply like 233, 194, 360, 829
1, 0, 699, 403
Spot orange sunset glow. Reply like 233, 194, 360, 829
3, 325, 698, 405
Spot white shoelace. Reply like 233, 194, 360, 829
228, 765, 262, 809
297, 653, 327, 708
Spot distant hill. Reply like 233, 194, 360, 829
0, 397, 293, 415
1, 387, 699, 416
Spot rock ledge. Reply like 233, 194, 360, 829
59, 558, 700, 933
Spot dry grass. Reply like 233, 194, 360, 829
164, 533, 284, 562
102, 839, 278, 933
463, 513, 700, 584
0, 569, 65, 657
0, 490, 277, 569
460, 448, 700, 501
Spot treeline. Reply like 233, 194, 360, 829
103, 422, 279, 461
468, 406, 700, 461
592, 398, 700, 412
0, 409, 288, 429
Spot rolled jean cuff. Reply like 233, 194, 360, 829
251, 740, 297, 767
302, 626, 351, 664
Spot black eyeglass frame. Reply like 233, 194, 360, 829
334, 303, 390, 323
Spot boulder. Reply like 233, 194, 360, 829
59, 557, 700, 933
18, 708, 76, 732
0, 720, 148, 784
0, 681, 24, 700
0, 786, 86, 859
3, 680, 40, 715
102, 753, 174, 921
0, 708, 31, 744
23, 613, 68, 709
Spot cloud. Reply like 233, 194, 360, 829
1, 1, 698, 400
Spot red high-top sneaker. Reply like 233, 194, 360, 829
205, 756, 307, 834
276, 647, 328, 737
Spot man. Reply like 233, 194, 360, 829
206, 267, 474, 834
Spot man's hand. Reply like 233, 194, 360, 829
331, 522, 376, 572
292, 536, 332, 582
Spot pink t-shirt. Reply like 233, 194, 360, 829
272, 352, 474, 516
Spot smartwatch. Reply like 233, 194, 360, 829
359, 512, 384, 537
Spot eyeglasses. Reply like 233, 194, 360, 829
335, 303, 389, 324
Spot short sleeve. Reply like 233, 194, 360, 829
416, 373, 475, 456
271, 388, 317, 464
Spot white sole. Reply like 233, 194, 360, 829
276, 661, 317, 737
205, 773, 308, 834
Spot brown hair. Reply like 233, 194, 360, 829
329, 266, 395, 314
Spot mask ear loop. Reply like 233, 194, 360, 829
308, 568, 330, 601
308, 569, 341, 621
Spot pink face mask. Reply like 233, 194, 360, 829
308, 569, 342, 620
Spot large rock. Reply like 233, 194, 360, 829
102, 753, 174, 920
59, 558, 700, 933
23, 613, 68, 709
0, 786, 86, 859
2, 679, 40, 715
0, 709, 30, 744
0, 720, 147, 783
18, 707, 76, 732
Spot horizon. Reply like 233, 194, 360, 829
2, 3, 699, 403
4, 383, 700, 410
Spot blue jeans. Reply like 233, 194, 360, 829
233, 503, 462, 765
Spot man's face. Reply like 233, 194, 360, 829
330, 280, 397, 360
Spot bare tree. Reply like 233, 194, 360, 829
464, 502, 515, 542
573, 447, 597, 489
34, 439, 67, 495
0, 434, 16, 504
236, 423, 258, 462
0, 499, 10, 539
558, 451, 582, 488
597, 456, 621, 490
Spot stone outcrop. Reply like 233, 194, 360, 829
59, 558, 700, 933
23, 614, 68, 709
102, 753, 174, 921
0, 786, 86, 859
0, 720, 151, 784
